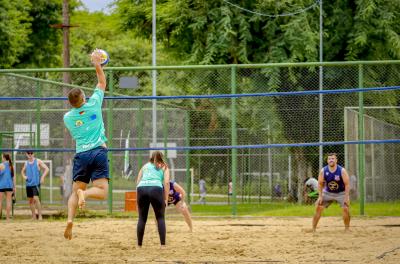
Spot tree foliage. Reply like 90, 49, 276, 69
115, 0, 400, 63
0, 0, 32, 68
114, 0, 400, 181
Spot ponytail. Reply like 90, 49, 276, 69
2, 153, 14, 178
149, 151, 167, 169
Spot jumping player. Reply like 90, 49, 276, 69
168, 180, 193, 231
63, 49, 109, 240
312, 153, 351, 232
0, 153, 16, 220
136, 151, 170, 247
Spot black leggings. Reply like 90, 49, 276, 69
137, 186, 166, 246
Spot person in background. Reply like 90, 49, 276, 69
198, 178, 206, 204
21, 151, 49, 220
303, 177, 319, 204
0, 153, 16, 220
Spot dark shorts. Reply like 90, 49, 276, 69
26, 185, 40, 198
0, 188, 13, 193
73, 146, 109, 184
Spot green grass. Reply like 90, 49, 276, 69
190, 201, 400, 217
8, 196, 399, 220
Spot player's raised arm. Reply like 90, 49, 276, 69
91, 49, 106, 91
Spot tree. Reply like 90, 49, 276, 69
114, 0, 400, 193
0, 0, 32, 68
16, 0, 64, 68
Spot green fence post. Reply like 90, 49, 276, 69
358, 64, 365, 215
36, 81, 41, 151
137, 101, 143, 170
231, 65, 238, 216
185, 111, 191, 204
36, 81, 42, 201
107, 71, 114, 214
163, 106, 168, 159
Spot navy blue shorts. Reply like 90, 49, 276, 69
26, 185, 40, 198
0, 188, 13, 193
73, 146, 109, 184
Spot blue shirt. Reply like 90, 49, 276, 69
323, 165, 345, 193
0, 162, 13, 189
64, 88, 107, 153
137, 163, 164, 188
26, 159, 40, 187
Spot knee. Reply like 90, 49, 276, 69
97, 183, 108, 198
315, 205, 324, 213
29, 198, 35, 204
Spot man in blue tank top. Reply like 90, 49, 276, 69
63, 50, 109, 240
21, 151, 49, 220
312, 153, 350, 232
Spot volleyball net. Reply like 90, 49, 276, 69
0, 61, 399, 214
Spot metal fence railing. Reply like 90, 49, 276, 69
0, 61, 399, 215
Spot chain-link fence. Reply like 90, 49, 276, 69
0, 61, 399, 214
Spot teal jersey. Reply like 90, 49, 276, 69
64, 88, 107, 153
137, 163, 164, 188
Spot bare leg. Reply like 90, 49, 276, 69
82, 178, 108, 201
0, 192, 3, 219
342, 206, 350, 231
28, 197, 36, 219
312, 205, 325, 232
5, 192, 12, 220
64, 179, 108, 240
64, 181, 87, 240
77, 189, 85, 209
75, 178, 108, 209
33, 196, 43, 220
176, 201, 193, 232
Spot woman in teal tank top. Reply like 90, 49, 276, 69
136, 151, 170, 247
0, 153, 15, 220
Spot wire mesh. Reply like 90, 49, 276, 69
0, 62, 399, 214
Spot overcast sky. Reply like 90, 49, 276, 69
80, 0, 115, 13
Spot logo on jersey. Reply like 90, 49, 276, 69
328, 181, 339, 191
75, 120, 83, 127
90, 114, 97, 120
325, 172, 329, 176
334, 175, 340, 181
79, 111, 85, 115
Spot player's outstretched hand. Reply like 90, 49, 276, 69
90, 49, 103, 66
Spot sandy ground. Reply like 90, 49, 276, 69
0, 216, 399, 263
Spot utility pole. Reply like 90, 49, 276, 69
152, 0, 157, 146
62, 0, 71, 84
50, 0, 78, 203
